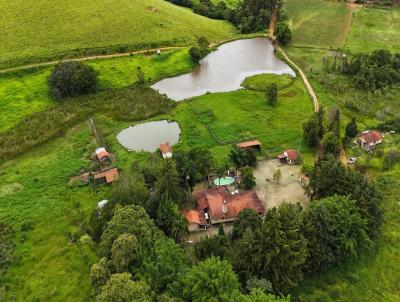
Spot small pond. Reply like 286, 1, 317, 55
117, 120, 181, 152
151, 38, 295, 101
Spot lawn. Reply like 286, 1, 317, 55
241, 74, 295, 91
0, 49, 195, 132
0, 0, 237, 68
345, 7, 400, 53
286, 0, 351, 48
0, 124, 101, 302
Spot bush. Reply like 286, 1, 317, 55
49, 61, 98, 100
274, 22, 292, 45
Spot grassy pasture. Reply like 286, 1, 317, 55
286, 0, 351, 48
0, 125, 100, 302
241, 74, 295, 91
0, 0, 237, 68
345, 7, 400, 53
0, 49, 194, 132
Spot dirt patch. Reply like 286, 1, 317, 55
0, 182, 23, 198
253, 159, 309, 210
146, 6, 158, 12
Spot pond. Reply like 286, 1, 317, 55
117, 120, 181, 152
151, 38, 295, 101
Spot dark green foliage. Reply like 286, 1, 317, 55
229, 145, 258, 169
241, 166, 256, 189
266, 83, 278, 106
109, 174, 149, 207
136, 67, 146, 85
345, 117, 358, 138
179, 257, 242, 301
0, 223, 15, 276
322, 132, 340, 158
156, 159, 183, 202
246, 277, 273, 294
344, 49, 400, 91
232, 208, 262, 239
0, 86, 174, 164
309, 158, 383, 238
49, 61, 97, 100
233, 0, 277, 33
189, 47, 202, 62
260, 203, 308, 294
111, 233, 138, 273
303, 108, 325, 148
96, 273, 151, 302
274, 22, 292, 45
195, 233, 232, 261
156, 199, 189, 242
303, 195, 372, 273
174, 148, 214, 192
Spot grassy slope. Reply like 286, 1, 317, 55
284, 1, 400, 301
0, 125, 100, 302
0, 49, 195, 131
286, 0, 350, 48
241, 74, 294, 91
345, 7, 400, 53
0, 0, 237, 68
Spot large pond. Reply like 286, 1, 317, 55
117, 120, 181, 152
151, 38, 295, 101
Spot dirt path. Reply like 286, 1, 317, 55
0, 46, 184, 74
268, 6, 319, 113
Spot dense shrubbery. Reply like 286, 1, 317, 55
49, 61, 98, 100
0, 223, 15, 276
274, 22, 292, 45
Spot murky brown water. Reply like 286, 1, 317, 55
117, 120, 180, 152
151, 38, 295, 101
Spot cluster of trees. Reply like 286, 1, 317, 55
167, 0, 285, 34
342, 49, 400, 91
194, 155, 382, 296
189, 37, 211, 62
49, 61, 98, 100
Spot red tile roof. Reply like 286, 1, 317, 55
184, 210, 201, 225
360, 131, 383, 145
95, 147, 110, 160
94, 168, 119, 183
196, 187, 264, 221
160, 142, 172, 155
237, 140, 261, 148
285, 149, 298, 161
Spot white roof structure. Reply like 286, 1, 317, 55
97, 200, 109, 209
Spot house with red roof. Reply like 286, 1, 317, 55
237, 140, 262, 150
186, 187, 264, 228
357, 130, 383, 151
95, 147, 111, 163
93, 168, 119, 184
277, 149, 299, 165
183, 210, 207, 232
160, 142, 172, 159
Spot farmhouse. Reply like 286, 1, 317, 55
160, 142, 172, 159
93, 168, 119, 184
277, 149, 299, 164
357, 130, 383, 151
184, 187, 264, 231
94, 147, 110, 163
237, 140, 262, 150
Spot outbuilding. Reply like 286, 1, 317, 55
278, 149, 299, 165
95, 147, 111, 163
160, 142, 172, 159
357, 130, 383, 151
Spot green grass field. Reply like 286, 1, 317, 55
286, 0, 351, 48
0, 0, 237, 68
0, 125, 100, 301
241, 74, 295, 91
0, 49, 195, 132
345, 7, 400, 53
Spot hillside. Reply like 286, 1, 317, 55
0, 0, 237, 68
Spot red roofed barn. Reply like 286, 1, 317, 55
278, 149, 299, 164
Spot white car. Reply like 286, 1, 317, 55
348, 157, 357, 164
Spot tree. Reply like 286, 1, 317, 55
49, 61, 97, 100
242, 166, 256, 189
242, 289, 290, 302
266, 84, 278, 106
303, 195, 372, 272
274, 22, 292, 45
90, 258, 110, 293
246, 277, 273, 294
189, 47, 202, 62
197, 36, 210, 49
260, 203, 308, 294
156, 159, 182, 202
229, 145, 258, 169
345, 117, 358, 138
303, 108, 325, 148
96, 273, 150, 302
322, 132, 340, 157
180, 257, 242, 301
99, 205, 157, 257
195, 232, 232, 261
111, 233, 138, 273
136, 67, 146, 85
109, 174, 149, 207
232, 208, 262, 239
